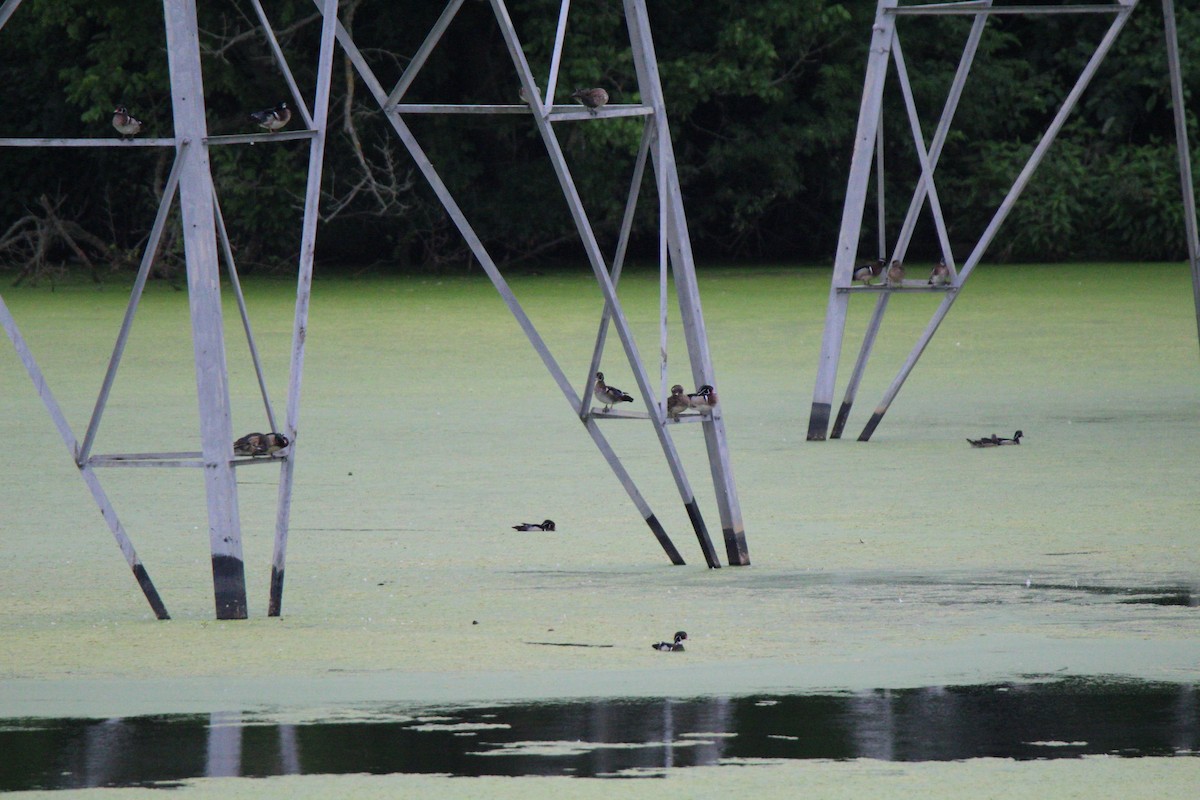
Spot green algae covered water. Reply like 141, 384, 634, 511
1, 264, 1198, 796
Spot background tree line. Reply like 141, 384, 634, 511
0, 0, 1196, 282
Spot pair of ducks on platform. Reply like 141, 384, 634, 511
112, 102, 292, 138
853, 258, 951, 287
593, 372, 717, 419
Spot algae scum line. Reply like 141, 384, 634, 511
2, 679, 1197, 790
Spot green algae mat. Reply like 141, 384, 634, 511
1, 264, 1197, 795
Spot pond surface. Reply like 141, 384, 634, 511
2, 679, 1196, 789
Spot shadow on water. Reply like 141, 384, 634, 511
1, 679, 1197, 789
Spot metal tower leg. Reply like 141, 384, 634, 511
830, 5, 987, 439
1162, 0, 1200, 354
0, 295, 170, 619
493, 0, 722, 567
269, 0, 339, 618
857, 4, 1135, 441
808, 0, 898, 441
625, 0, 748, 565
163, 0, 246, 619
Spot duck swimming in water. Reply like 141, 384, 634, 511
967, 434, 1000, 447
652, 631, 687, 651
967, 430, 1022, 447
512, 519, 556, 532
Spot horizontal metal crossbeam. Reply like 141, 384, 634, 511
837, 284, 957, 294
86, 452, 288, 468
0, 138, 178, 147
891, 2, 1126, 15
391, 103, 654, 120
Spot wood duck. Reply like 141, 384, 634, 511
594, 371, 634, 412
853, 258, 885, 286
687, 384, 718, 413
652, 631, 687, 651
250, 102, 292, 132
996, 430, 1023, 445
886, 259, 905, 286
111, 106, 142, 138
928, 260, 951, 286
234, 432, 290, 456
512, 519, 555, 532
666, 384, 689, 420
967, 434, 1000, 447
571, 87, 609, 113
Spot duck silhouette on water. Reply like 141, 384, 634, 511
967, 430, 1023, 447
512, 520, 555, 532
652, 631, 687, 652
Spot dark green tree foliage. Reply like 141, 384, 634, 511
0, 1, 1196, 276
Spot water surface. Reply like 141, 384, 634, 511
2, 679, 1196, 790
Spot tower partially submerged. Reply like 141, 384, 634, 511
807, 0, 1200, 442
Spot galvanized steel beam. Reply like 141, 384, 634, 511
163, 0, 247, 619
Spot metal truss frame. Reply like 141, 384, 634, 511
317, 0, 748, 567
1, 0, 748, 623
0, 0, 339, 618
807, 0, 1200, 442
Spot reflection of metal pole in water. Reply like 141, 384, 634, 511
697, 697, 734, 765
82, 718, 131, 788
1173, 684, 1199, 754
847, 689, 895, 761
662, 699, 675, 769
278, 723, 302, 775
207, 711, 243, 778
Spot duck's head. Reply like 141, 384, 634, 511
541, 519, 555, 531
670, 384, 684, 395
595, 371, 605, 381
673, 631, 688, 643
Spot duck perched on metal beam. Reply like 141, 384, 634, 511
234, 432, 289, 456
249, 101, 291, 132
594, 371, 634, 412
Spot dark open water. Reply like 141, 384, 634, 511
1, 679, 1196, 789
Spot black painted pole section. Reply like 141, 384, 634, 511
268, 565, 285, 617
807, 402, 831, 441
132, 563, 171, 620
859, 410, 885, 442
684, 500, 721, 569
211, 555, 248, 619
646, 515, 685, 565
830, 401, 854, 439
